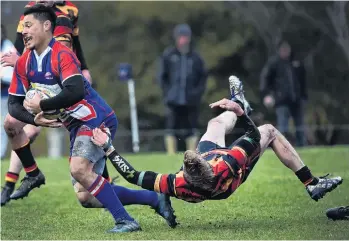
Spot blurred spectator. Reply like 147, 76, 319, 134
157, 23, 207, 154
0, 24, 15, 159
260, 40, 307, 146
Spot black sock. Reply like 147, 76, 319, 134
295, 166, 318, 186
5, 172, 19, 189
14, 143, 40, 177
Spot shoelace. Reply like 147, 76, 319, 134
319, 173, 330, 179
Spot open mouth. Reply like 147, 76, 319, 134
24, 36, 32, 45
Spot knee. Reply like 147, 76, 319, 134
24, 126, 41, 143
207, 117, 225, 129
260, 124, 277, 141
4, 115, 22, 138
70, 158, 90, 183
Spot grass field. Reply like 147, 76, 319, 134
1, 146, 349, 240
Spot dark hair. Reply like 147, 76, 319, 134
23, 4, 57, 33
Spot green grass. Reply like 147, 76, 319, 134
1, 147, 349, 240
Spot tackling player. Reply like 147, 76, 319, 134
91, 76, 343, 205
0, 0, 114, 206
4, 5, 176, 232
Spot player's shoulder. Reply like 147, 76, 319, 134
52, 41, 80, 64
52, 41, 75, 54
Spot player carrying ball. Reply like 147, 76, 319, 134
4, 4, 176, 233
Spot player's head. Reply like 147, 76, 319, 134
22, 4, 57, 50
54, 16, 74, 49
183, 150, 215, 191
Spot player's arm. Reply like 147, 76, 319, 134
72, 36, 88, 71
7, 61, 36, 125
39, 52, 85, 111
91, 128, 177, 197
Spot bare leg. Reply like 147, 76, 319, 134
8, 125, 41, 174
199, 111, 238, 147
258, 124, 304, 172
258, 124, 343, 202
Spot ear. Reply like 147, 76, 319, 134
43, 20, 52, 32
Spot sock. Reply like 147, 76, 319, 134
295, 166, 318, 186
112, 185, 159, 208
14, 142, 40, 177
5, 172, 19, 188
101, 165, 112, 183
107, 150, 161, 192
88, 175, 133, 222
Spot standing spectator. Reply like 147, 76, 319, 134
157, 23, 207, 154
0, 24, 15, 159
260, 40, 307, 147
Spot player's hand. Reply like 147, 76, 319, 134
91, 128, 109, 148
23, 90, 42, 114
209, 98, 244, 116
1, 52, 19, 67
34, 112, 62, 128
82, 69, 92, 84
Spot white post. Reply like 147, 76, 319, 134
127, 79, 140, 153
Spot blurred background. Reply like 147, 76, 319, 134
1, 1, 349, 157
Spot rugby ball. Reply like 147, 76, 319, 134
25, 88, 63, 120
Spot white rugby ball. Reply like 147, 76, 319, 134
25, 88, 63, 120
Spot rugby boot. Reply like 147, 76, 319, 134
10, 172, 45, 200
229, 75, 252, 115
153, 193, 178, 228
306, 174, 343, 201
1, 185, 14, 206
107, 219, 142, 233
326, 206, 349, 220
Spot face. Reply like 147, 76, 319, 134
22, 14, 52, 50
279, 43, 291, 59
176, 35, 191, 47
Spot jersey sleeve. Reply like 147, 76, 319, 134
57, 50, 82, 82
8, 59, 29, 96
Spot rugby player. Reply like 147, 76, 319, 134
4, 5, 176, 232
91, 76, 343, 205
0, 0, 114, 206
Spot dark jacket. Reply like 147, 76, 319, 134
157, 47, 207, 106
260, 55, 307, 106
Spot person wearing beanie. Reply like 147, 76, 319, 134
157, 23, 207, 155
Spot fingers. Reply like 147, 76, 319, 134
47, 122, 63, 128
209, 98, 229, 108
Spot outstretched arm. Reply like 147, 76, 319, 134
91, 128, 176, 196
